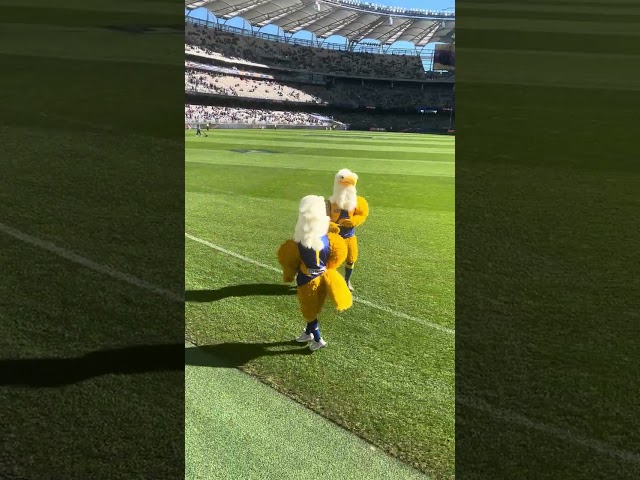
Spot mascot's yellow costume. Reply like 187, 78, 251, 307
277, 195, 353, 351
326, 168, 369, 290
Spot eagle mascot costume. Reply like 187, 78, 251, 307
277, 195, 353, 351
326, 169, 369, 290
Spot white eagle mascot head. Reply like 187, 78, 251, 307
329, 168, 358, 211
294, 195, 330, 252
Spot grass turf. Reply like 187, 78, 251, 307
455, 0, 640, 477
185, 129, 455, 479
0, 1, 184, 478
185, 342, 428, 480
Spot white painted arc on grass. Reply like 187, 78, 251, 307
185, 232, 454, 335
0, 222, 183, 303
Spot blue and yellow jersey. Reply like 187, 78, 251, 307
296, 235, 330, 286
328, 202, 355, 239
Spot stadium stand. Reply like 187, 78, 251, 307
185, 23, 429, 81
185, 67, 451, 109
184, 1, 455, 133
185, 69, 324, 104
186, 105, 332, 127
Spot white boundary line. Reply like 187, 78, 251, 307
0, 222, 183, 303
185, 232, 640, 465
458, 396, 640, 465
6, 223, 635, 464
185, 232, 454, 335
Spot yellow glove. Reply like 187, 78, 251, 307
329, 222, 341, 234
339, 219, 354, 228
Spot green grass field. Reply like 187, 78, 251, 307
456, 1, 640, 477
185, 129, 455, 479
186, 341, 430, 480
0, 1, 185, 478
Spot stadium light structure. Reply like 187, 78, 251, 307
185, 0, 212, 9
187, 0, 454, 20
319, 0, 455, 19
185, 0, 454, 51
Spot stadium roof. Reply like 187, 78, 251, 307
185, 0, 455, 48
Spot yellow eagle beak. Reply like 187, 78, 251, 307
339, 175, 357, 187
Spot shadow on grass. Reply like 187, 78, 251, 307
185, 283, 297, 302
0, 343, 184, 388
185, 341, 311, 368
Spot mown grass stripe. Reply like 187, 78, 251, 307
184, 143, 443, 161
186, 160, 455, 178
187, 140, 452, 154
185, 149, 454, 164
187, 137, 452, 149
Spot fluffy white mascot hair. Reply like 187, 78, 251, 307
329, 168, 358, 211
294, 195, 330, 251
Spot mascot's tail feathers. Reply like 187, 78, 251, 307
324, 269, 353, 312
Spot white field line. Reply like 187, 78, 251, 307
0, 222, 183, 303
185, 233, 640, 465
185, 232, 454, 335
458, 396, 640, 465
7, 222, 633, 463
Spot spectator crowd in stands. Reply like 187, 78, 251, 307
185, 22, 453, 81
185, 105, 331, 127
185, 69, 322, 104
184, 21, 454, 131
184, 104, 449, 131
185, 66, 453, 109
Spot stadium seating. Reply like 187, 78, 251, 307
185, 70, 324, 104
184, 21, 454, 131
327, 111, 451, 131
186, 22, 431, 81
185, 104, 451, 131
185, 67, 453, 109
185, 105, 332, 126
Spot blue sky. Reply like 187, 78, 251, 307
186, 0, 454, 54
